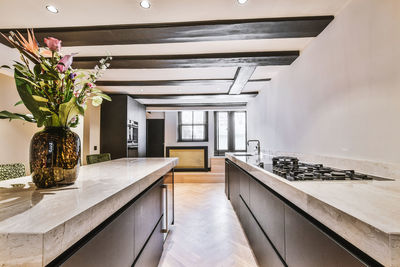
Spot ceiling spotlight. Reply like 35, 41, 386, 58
237, 0, 248, 4
140, 0, 151, 9
46, 5, 59, 13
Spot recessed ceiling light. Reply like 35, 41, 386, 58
140, 0, 151, 9
46, 5, 59, 13
237, 0, 248, 4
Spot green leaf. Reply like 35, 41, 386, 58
15, 75, 40, 88
39, 107, 51, 112
33, 64, 41, 76
59, 96, 81, 127
14, 68, 47, 126
96, 93, 112, 101
14, 100, 23, 106
50, 114, 61, 127
1, 65, 11, 69
32, 95, 48, 102
0, 110, 36, 123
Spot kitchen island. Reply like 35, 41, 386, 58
0, 158, 177, 267
226, 153, 400, 267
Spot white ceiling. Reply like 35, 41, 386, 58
0, 0, 349, 28
0, 0, 350, 106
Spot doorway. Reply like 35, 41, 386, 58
146, 119, 165, 157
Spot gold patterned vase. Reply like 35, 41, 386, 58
30, 127, 81, 188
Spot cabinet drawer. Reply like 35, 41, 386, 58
61, 204, 135, 267
134, 180, 162, 258
249, 178, 285, 258
229, 164, 240, 213
285, 205, 366, 267
239, 197, 285, 267
134, 217, 164, 267
239, 167, 250, 205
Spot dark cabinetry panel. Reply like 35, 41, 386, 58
285, 205, 366, 267
239, 197, 285, 267
226, 160, 372, 267
134, 218, 164, 267
225, 160, 230, 199
100, 94, 146, 159
61, 202, 135, 267
249, 178, 285, 258
134, 180, 162, 258
100, 95, 128, 160
239, 166, 250, 205
228, 163, 240, 213
57, 176, 167, 267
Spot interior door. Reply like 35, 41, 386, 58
146, 119, 165, 157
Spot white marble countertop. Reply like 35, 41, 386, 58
0, 157, 177, 267
227, 153, 400, 267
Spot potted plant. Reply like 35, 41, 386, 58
0, 30, 111, 188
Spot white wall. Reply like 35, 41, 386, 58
83, 103, 100, 164
0, 73, 84, 172
164, 111, 215, 163
247, 0, 400, 165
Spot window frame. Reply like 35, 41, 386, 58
177, 111, 209, 142
214, 111, 247, 156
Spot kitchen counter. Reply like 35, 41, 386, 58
227, 153, 400, 267
0, 157, 177, 267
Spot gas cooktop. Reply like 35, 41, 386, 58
257, 156, 391, 181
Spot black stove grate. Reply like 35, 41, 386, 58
272, 156, 374, 181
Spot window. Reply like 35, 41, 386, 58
214, 111, 247, 155
178, 111, 208, 142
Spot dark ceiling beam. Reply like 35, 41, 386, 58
249, 78, 272, 82
0, 16, 334, 47
144, 103, 247, 108
129, 92, 258, 99
73, 51, 299, 69
96, 79, 233, 87
229, 67, 256, 95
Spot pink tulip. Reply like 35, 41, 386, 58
44, 37, 61, 52
87, 83, 94, 88
57, 55, 73, 72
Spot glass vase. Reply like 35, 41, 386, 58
30, 127, 81, 188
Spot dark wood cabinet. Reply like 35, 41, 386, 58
284, 205, 366, 267
100, 94, 146, 159
134, 179, 162, 258
58, 175, 167, 267
239, 197, 285, 267
239, 166, 250, 205
226, 160, 372, 267
249, 178, 285, 259
61, 203, 135, 267
225, 160, 230, 199
134, 218, 164, 267
228, 162, 240, 213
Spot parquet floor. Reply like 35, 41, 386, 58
158, 183, 258, 267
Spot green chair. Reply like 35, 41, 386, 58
0, 163, 26, 181
86, 153, 111, 165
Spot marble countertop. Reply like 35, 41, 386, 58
227, 153, 400, 267
0, 157, 177, 267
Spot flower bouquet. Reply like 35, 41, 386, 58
0, 30, 111, 188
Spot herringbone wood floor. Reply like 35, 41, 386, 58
158, 183, 258, 267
